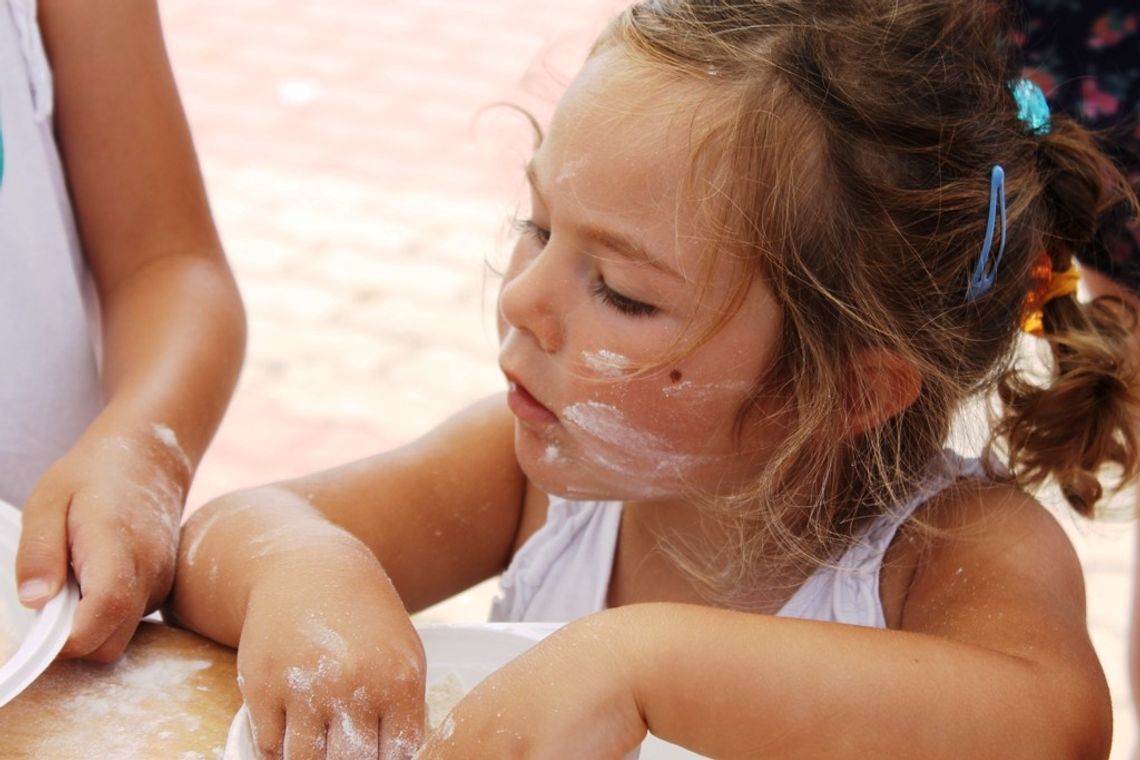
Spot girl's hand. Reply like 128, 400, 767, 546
418, 614, 647, 759
237, 552, 427, 760
15, 426, 188, 661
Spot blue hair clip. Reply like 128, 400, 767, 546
1011, 79, 1051, 136
966, 165, 1007, 301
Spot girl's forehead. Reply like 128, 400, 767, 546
532, 51, 721, 253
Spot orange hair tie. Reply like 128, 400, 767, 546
1020, 252, 1079, 336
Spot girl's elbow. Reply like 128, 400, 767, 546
1050, 671, 1112, 760
1074, 691, 1113, 760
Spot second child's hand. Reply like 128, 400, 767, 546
16, 426, 187, 661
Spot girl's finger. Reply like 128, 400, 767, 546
326, 707, 379, 760
379, 700, 426, 760
281, 709, 329, 760
243, 694, 285, 760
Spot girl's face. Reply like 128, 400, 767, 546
498, 49, 785, 502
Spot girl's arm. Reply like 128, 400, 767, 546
425, 485, 1109, 759
168, 395, 527, 758
15, 0, 245, 661
170, 394, 526, 641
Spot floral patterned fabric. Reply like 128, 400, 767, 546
1020, 1, 1140, 291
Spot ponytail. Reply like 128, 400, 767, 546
992, 115, 1140, 515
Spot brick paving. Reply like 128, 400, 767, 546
158, 2, 1137, 756
161, 0, 623, 503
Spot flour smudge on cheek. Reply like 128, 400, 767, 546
559, 401, 713, 492
580, 350, 632, 378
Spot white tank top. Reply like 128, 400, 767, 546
0, 0, 103, 507
491, 451, 982, 627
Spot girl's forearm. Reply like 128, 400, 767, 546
93, 253, 245, 477
168, 488, 401, 647
602, 603, 1108, 760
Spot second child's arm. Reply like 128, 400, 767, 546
15, 0, 245, 661
168, 395, 526, 757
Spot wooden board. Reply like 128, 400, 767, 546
0, 622, 241, 759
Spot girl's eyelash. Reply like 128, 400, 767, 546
512, 217, 656, 317
592, 279, 658, 317
512, 218, 550, 245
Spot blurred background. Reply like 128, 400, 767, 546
158, 1, 1137, 756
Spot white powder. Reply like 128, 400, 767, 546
183, 509, 225, 568
580, 350, 631, 377
562, 401, 670, 452
152, 423, 192, 476
563, 401, 698, 471
299, 616, 349, 660
556, 155, 590, 184
426, 672, 466, 731
30, 646, 222, 759
284, 653, 342, 698
96, 433, 186, 568
335, 707, 372, 756
661, 379, 753, 399
560, 400, 717, 493
251, 521, 368, 560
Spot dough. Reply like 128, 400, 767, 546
425, 672, 466, 730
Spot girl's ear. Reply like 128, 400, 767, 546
844, 349, 921, 437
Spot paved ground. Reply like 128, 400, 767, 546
159, 1, 1138, 756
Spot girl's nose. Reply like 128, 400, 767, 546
498, 243, 565, 354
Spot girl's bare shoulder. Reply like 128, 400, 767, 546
884, 480, 1088, 638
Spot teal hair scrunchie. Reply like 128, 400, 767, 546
1011, 79, 1051, 136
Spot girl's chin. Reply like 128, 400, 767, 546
513, 440, 603, 500
513, 424, 678, 501
517, 454, 672, 504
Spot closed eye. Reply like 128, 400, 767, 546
513, 217, 657, 317
592, 279, 658, 317
511, 218, 550, 247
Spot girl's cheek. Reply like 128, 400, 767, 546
578, 349, 635, 378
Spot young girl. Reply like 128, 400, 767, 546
171, 0, 1139, 757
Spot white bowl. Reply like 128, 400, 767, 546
0, 499, 79, 708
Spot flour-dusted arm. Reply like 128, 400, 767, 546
419, 485, 1109, 759
15, 0, 245, 662
169, 395, 527, 759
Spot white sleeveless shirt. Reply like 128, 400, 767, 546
491, 451, 982, 627
0, 0, 103, 507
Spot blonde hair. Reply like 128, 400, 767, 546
587, 0, 1140, 602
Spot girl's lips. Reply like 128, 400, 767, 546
506, 380, 559, 426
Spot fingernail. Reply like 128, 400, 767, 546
18, 579, 53, 603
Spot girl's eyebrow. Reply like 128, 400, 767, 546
525, 161, 685, 281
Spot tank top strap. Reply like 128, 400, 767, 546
5, 0, 52, 121
778, 450, 984, 627
489, 497, 623, 623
